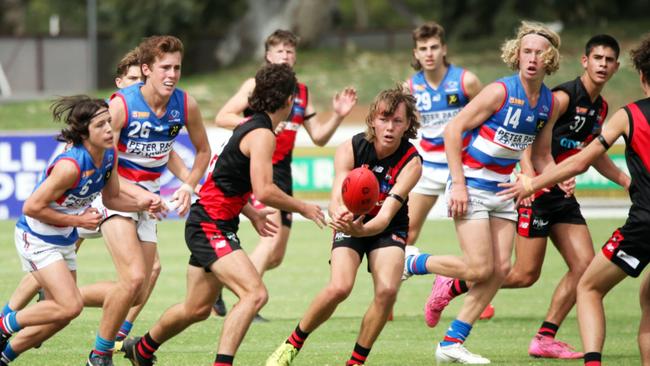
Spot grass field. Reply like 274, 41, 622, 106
0, 217, 643, 365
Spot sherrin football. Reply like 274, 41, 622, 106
341, 167, 380, 215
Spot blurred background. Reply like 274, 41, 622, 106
1, 0, 649, 219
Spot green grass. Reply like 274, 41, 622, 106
0, 217, 643, 365
2, 20, 649, 131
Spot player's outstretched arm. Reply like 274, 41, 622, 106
101, 161, 164, 214
303, 87, 358, 146
499, 108, 630, 202
247, 128, 326, 227
214, 78, 256, 129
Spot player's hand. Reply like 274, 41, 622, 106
329, 214, 365, 236
332, 87, 358, 118
497, 174, 535, 206
447, 183, 469, 218
251, 207, 279, 237
300, 202, 326, 229
77, 208, 102, 230
331, 205, 354, 223
171, 183, 194, 216
558, 177, 576, 198
143, 193, 168, 220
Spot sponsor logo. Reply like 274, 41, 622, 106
420, 109, 460, 128
493, 127, 536, 150
519, 222, 529, 229
532, 218, 549, 229
104, 169, 112, 181
560, 137, 584, 150
576, 106, 589, 115
617, 249, 640, 269
372, 166, 384, 173
536, 119, 547, 131
542, 105, 550, 113
589, 109, 595, 116
82, 169, 95, 178
445, 80, 459, 90
131, 111, 150, 119
168, 109, 182, 123
294, 97, 304, 104
124, 140, 174, 158
432, 93, 441, 102
413, 84, 426, 91
169, 124, 182, 137
509, 97, 525, 106
447, 94, 459, 106
334, 231, 351, 241
391, 234, 406, 244
526, 115, 535, 122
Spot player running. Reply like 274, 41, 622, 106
403, 21, 562, 363
121, 63, 325, 366
0, 96, 161, 366
266, 85, 422, 366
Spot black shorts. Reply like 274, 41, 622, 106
517, 192, 586, 238
185, 203, 242, 272
272, 161, 294, 228
332, 228, 407, 268
601, 205, 650, 278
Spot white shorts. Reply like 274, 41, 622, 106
444, 182, 517, 221
93, 195, 158, 243
412, 164, 449, 196
15, 228, 77, 272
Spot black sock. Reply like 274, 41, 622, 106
346, 343, 371, 365
537, 321, 559, 338
286, 324, 310, 350
584, 352, 601, 365
214, 353, 234, 366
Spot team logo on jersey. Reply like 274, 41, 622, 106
169, 124, 182, 137
444, 81, 459, 92
131, 111, 150, 119
432, 94, 441, 102
169, 109, 181, 123
536, 119, 547, 131
447, 94, 459, 106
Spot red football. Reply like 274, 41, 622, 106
341, 167, 380, 215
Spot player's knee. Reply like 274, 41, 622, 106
251, 285, 269, 312
150, 260, 162, 281
266, 253, 284, 270
188, 303, 213, 322
374, 285, 399, 306
55, 295, 83, 322
122, 271, 147, 297
326, 283, 353, 303
468, 264, 494, 283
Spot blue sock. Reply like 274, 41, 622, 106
116, 320, 133, 341
1, 303, 12, 317
0, 312, 21, 334
405, 253, 431, 275
92, 335, 115, 357
440, 319, 472, 346
1, 343, 18, 363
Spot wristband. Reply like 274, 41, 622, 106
517, 174, 534, 194
387, 193, 405, 204
597, 134, 611, 150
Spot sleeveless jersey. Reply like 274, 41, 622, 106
536, 77, 608, 201
112, 82, 187, 192
552, 77, 608, 163
198, 113, 273, 227
351, 133, 421, 232
272, 82, 309, 167
462, 74, 554, 192
408, 65, 470, 167
16, 145, 116, 246
623, 98, 650, 210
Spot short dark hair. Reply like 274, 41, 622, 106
411, 21, 448, 70
138, 35, 184, 69
585, 34, 620, 59
365, 85, 420, 141
53, 95, 108, 145
248, 63, 297, 113
115, 47, 140, 78
264, 29, 299, 53
630, 34, 650, 83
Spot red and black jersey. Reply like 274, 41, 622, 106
551, 77, 608, 163
623, 98, 650, 211
198, 113, 273, 224
351, 133, 421, 232
536, 77, 608, 201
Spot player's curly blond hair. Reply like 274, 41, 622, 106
365, 85, 420, 141
501, 21, 561, 75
